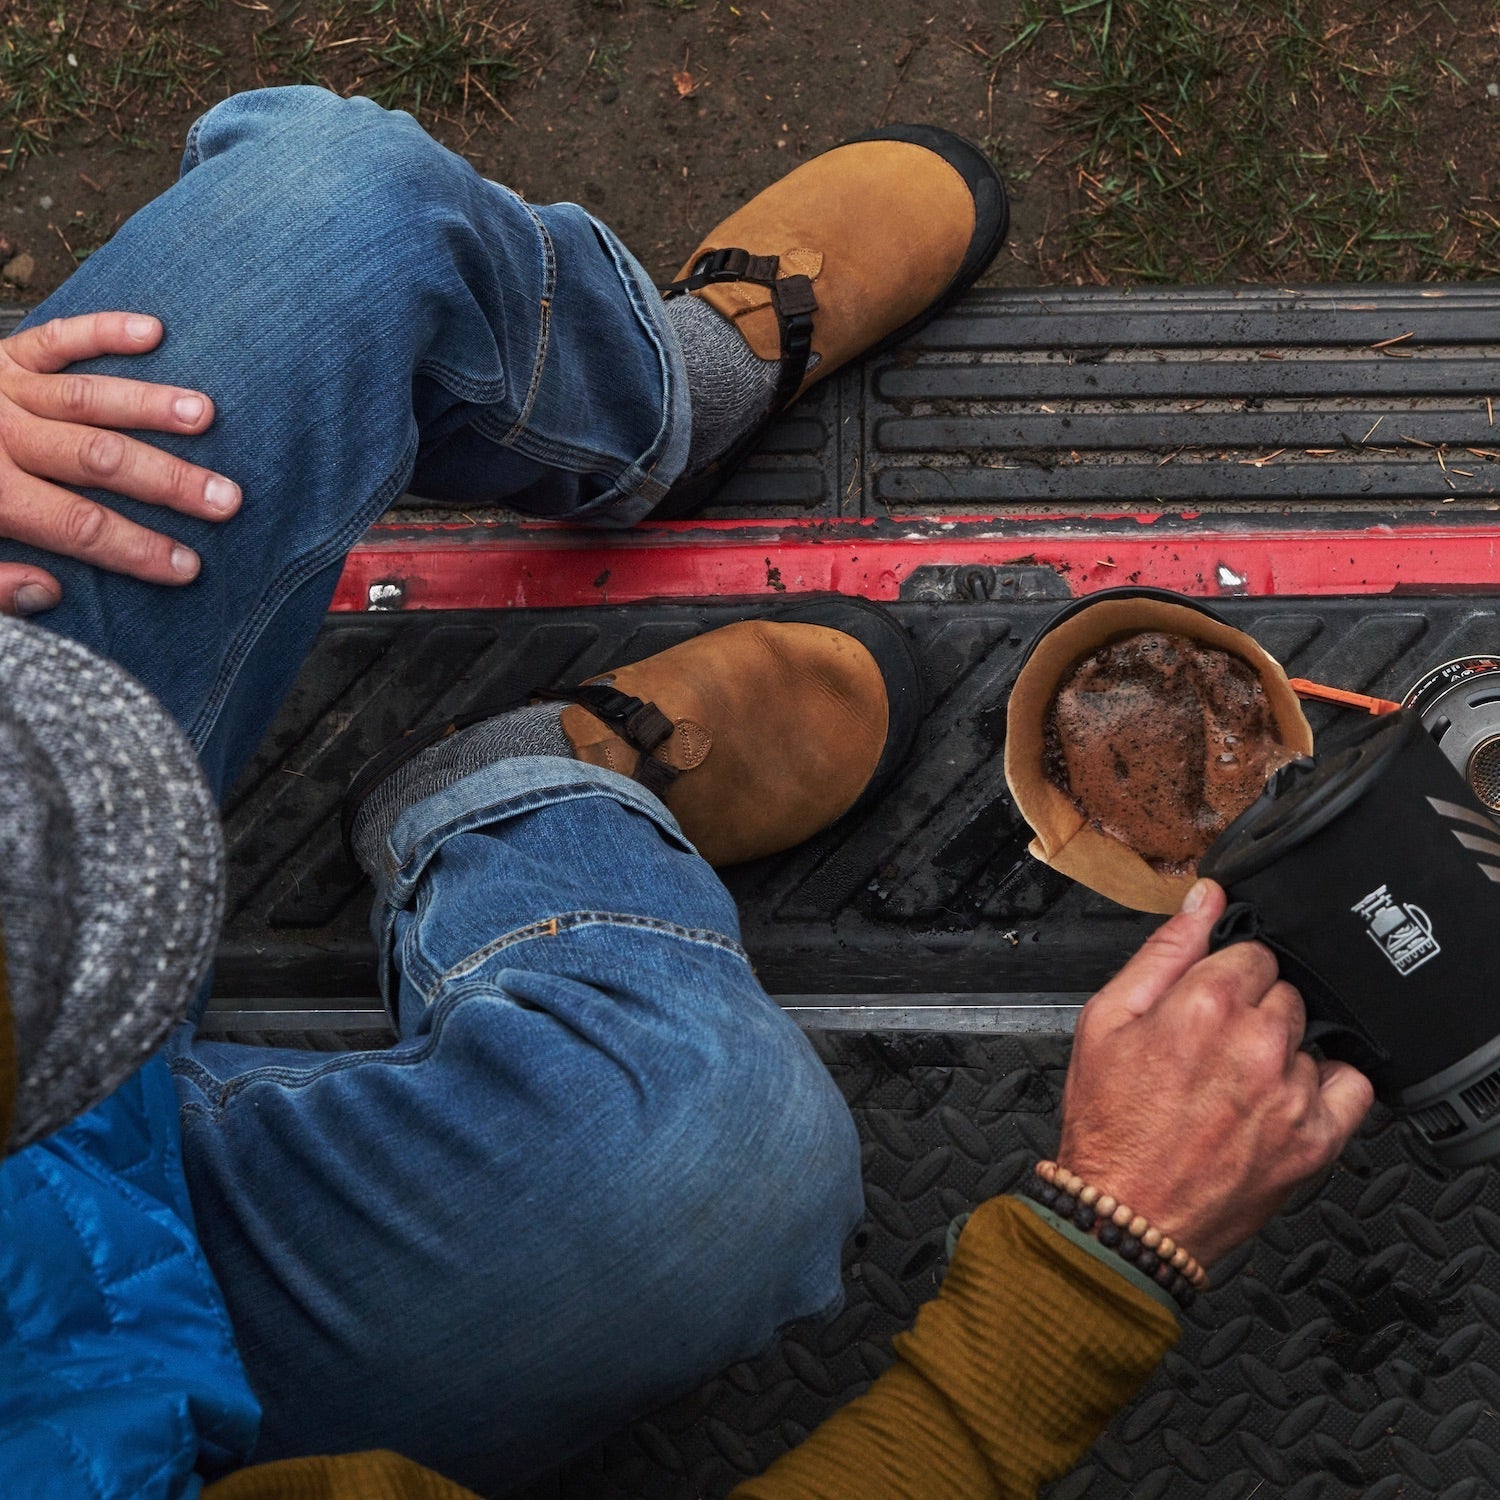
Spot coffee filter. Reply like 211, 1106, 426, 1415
1003, 597, 1313, 914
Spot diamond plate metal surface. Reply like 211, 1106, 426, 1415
520, 1033, 1500, 1500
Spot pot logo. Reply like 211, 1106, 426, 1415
1352, 885, 1441, 975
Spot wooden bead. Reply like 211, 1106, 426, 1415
1157, 1236, 1175, 1260
1128, 1216, 1150, 1239
1112, 1204, 1133, 1228
1142, 1227, 1163, 1250
1170, 1247, 1190, 1271
1079, 1185, 1100, 1208
1037, 1161, 1058, 1184
1065, 1172, 1084, 1197
1096, 1195, 1116, 1219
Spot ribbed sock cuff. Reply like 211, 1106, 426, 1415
351, 703, 571, 879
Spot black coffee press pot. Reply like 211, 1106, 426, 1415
1201, 708, 1500, 1168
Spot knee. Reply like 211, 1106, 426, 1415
184, 88, 454, 230
615, 1021, 863, 1333
171, 88, 487, 328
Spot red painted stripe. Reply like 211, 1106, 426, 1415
331, 516, 1500, 612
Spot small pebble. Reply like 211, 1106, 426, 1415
38, 195, 53, 211
600, 82, 618, 103
2, 253, 35, 289
1489, 82, 1500, 98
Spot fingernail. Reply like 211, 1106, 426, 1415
204, 477, 239, 514
14, 584, 55, 616
170, 546, 199, 579
174, 394, 205, 423
126, 315, 157, 340
1183, 879, 1211, 915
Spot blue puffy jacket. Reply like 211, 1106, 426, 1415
0, 1055, 259, 1499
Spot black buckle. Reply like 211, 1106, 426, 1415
656, 248, 784, 297
696, 247, 782, 284
697, 247, 750, 282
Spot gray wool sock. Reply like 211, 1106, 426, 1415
352, 701, 572, 880
665, 293, 783, 476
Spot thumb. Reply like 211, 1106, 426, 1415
0, 565, 60, 617
1316, 1056, 1377, 1144
1083, 878, 1227, 1032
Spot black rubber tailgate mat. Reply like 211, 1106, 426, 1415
211, 592, 1500, 1023
583, 283, 1500, 520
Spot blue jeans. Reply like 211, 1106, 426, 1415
9, 88, 861, 1494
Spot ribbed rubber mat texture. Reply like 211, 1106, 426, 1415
217, 594, 1500, 1004
654, 284, 1500, 517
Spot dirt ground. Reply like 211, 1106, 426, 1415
2, 1, 1496, 306
2, 1, 1054, 306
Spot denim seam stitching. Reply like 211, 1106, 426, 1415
396, 874, 445, 1000
411, 355, 507, 406
500, 199, 556, 446
466, 413, 626, 476
168, 909, 746, 1115
170, 939, 537, 1110
389, 777, 689, 888
171, 1034, 427, 1109
599, 225, 677, 491
584, 217, 683, 506
185, 428, 418, 750
421, 909, 750, 1003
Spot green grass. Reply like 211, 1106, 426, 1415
582, 35, 633, 81
1, 7, 93, 170
356, 2, 521, 114
2, 0, 530, 174
1010, 0, 1500, 282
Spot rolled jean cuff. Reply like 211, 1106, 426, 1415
561, 216, 691, 527
373, 755, 692, 1006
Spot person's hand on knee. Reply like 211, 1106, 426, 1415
0, 312, 242, 612
1057, 877, 1376, 1270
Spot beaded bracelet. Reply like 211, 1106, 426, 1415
1022, 1160, 1207, 1310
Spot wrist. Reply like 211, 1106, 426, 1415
1023, 1161, 1207, 1309
1014, 1198, 1181, 1315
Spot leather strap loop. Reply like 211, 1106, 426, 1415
539, 684, 681, 796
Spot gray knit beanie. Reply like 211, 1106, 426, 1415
0, 618, 223, 1154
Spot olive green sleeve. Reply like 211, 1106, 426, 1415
202, 1450, 481, 1500
730, 1195, 1179, 1500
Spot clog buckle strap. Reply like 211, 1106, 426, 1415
660, 247, 818, 412
535, 683, 681, 798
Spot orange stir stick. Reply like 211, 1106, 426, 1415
1288, 678, 1402, 716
